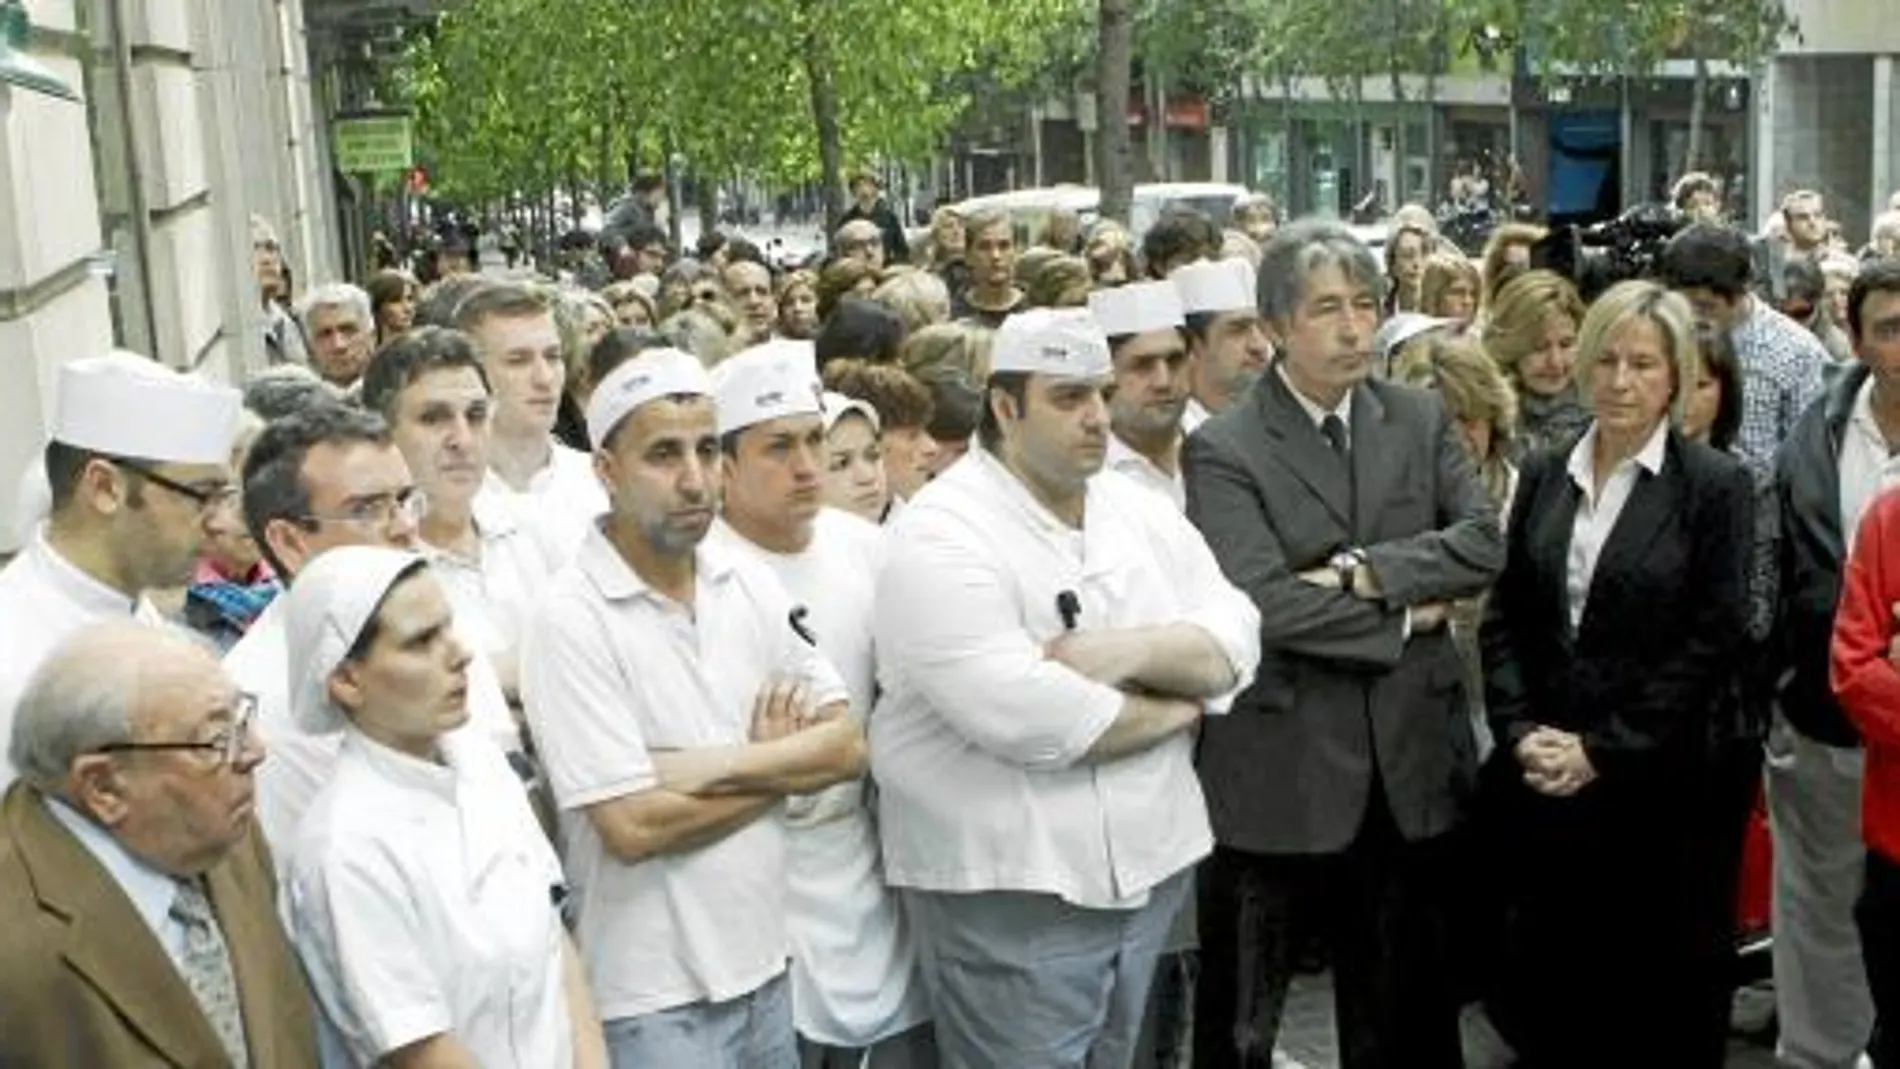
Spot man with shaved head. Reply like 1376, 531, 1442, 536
0, 622, 318, 1067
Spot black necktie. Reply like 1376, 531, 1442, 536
1321, 413, 1349, 458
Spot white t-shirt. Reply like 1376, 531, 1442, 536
520, 524, 848, 1021
285, 727, 570, 1068
228, 598, 522, 859
481, 439, 608, 565
703, 511, 929, 1046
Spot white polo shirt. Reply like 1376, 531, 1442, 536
1105, 433, 1186, 511
285, 727, 570, 1068
227, 598, 522, 858
481, 438, 608, 564
419, 493, 564, 658
703, 510, 930, 1047
520, 523, 848, 1022
872, 449, 1260, 910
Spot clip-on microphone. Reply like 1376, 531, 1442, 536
788, 606, 817, 647
1056, 590, 1082, 632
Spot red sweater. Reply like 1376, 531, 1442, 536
1833, 487, 1900, 863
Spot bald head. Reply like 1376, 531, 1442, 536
10, 622, 221, 794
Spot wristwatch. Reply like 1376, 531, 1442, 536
1328, 548, 1366, 594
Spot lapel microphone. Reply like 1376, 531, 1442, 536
1056, 590, 1082, 632
788, 606, 817, 647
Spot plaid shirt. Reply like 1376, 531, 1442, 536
1730, 299, 1828, 474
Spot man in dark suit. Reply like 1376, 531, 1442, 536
836, 171, 911, 267
0, 621, 317, 1069
1184, 218, 1505, 1069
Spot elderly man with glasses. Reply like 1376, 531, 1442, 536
0, 352, 243, 787
0, 619, 319, 1068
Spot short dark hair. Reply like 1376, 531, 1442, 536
413, 275, 489, 330
1696, 330, 1746, 453
1849, 259, 1900, 341
451, 282, 549, 334
977, 371, 1032, 450
1672, 171, 1721, 210
695, 231, 730, 260
725, 238, 767, 268
588, 326, 668, 389
1141, 208, 1220, 279
241, 404, 392, 580
815, 297, 907, 368
1659, 223, 1754, 299
626, 222, 669, 253
43, 441, 104, 512
243, 367, 340, 422
360, 326, 490, 421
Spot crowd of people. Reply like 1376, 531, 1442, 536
5, 165, 1900, 1069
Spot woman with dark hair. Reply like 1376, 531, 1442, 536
365, 269, 420, 348
1384, 224, 1432, 314
815, 297, 907, 369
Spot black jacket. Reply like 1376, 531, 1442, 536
1775, 362, 1872, 746
837, 200, 911, 265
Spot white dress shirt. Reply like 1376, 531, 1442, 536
520, 525, 848, 1021
45, 796, 189, 967
285, 727, 570, 1068
872, 449, 1260, 910
418, 493, 563, 658
1564, 421, 1669, 632
0, 531, 166, 785
1181, 397, 1212, 436
704, 510, 929, 1046
480, 438, 609, 564
1839, 376, 1900, 556
227, 598, 521, 859
1106, 434, 1186, 511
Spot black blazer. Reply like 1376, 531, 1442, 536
1481, 429, 1753, 791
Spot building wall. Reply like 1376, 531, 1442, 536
0, 0, 334, 554
1759, 55, 1881, 243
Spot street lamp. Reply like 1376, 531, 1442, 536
0, 0, 79, 102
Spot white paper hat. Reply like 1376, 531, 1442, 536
1088, 281, 1186, 338
1374, 313, 1458, 358
283, 546, 428, 735
586, 348, 713, 450
52, 351, 242, 465
1171, 258, 1258, 316
991, 308, 1113, 379
710, 339, 824, 436
822, 390, 881, 434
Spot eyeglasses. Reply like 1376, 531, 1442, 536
112, 459, 235, 513
296, 487, 424, 530
97, 692, 259, 768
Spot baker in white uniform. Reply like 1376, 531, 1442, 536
1172, 258, 1271, 434
0, 352, 241, 784
520, 348, 867, 1069
360, 326, 562, 703
870, 307, 1261, 1068
223, 404, 521, 855
702, 340, 934, 1067
1093, 281, 1193, 510
278, 546, 606, 1069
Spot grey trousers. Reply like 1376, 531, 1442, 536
902, 871, 1192, 1069
1767, 713, 1875, 1069
604, 972, 798, 1069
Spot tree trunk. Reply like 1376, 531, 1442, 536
1095, 0, 1135, 223
697, 177, 719, 239
1686, 53, 1709, 172
802, 5, 846, 232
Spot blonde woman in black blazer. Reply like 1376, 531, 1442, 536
1479, 280, 1754, 1069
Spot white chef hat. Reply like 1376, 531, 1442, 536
586, 348, 712, 450
1088, 281, 1186, 338
283, 546, 429, 735
990, 308, 1112, 379
822, 391, 881, 435
1171, 258, 1258, 316
52, 351, 242, 465
710, 339, 824, 436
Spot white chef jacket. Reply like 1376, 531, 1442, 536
227, 597, 522, 859
418, 492, 563, 658
520, 523, 848, 1021
703, 510, 929, 1047
285, 726, 570, 1068
480, 438, 608, 564
872, 448, 1260, 910
1105, 433, 1186, 511
0, 531, 167, 785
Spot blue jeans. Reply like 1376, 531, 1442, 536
902, 871, 1192, 1069
605, 972, 799, 1069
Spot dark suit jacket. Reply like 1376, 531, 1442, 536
1481, 430, 1753, 794
1184, 370, 1506, 854
0, 783, 318, 1069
